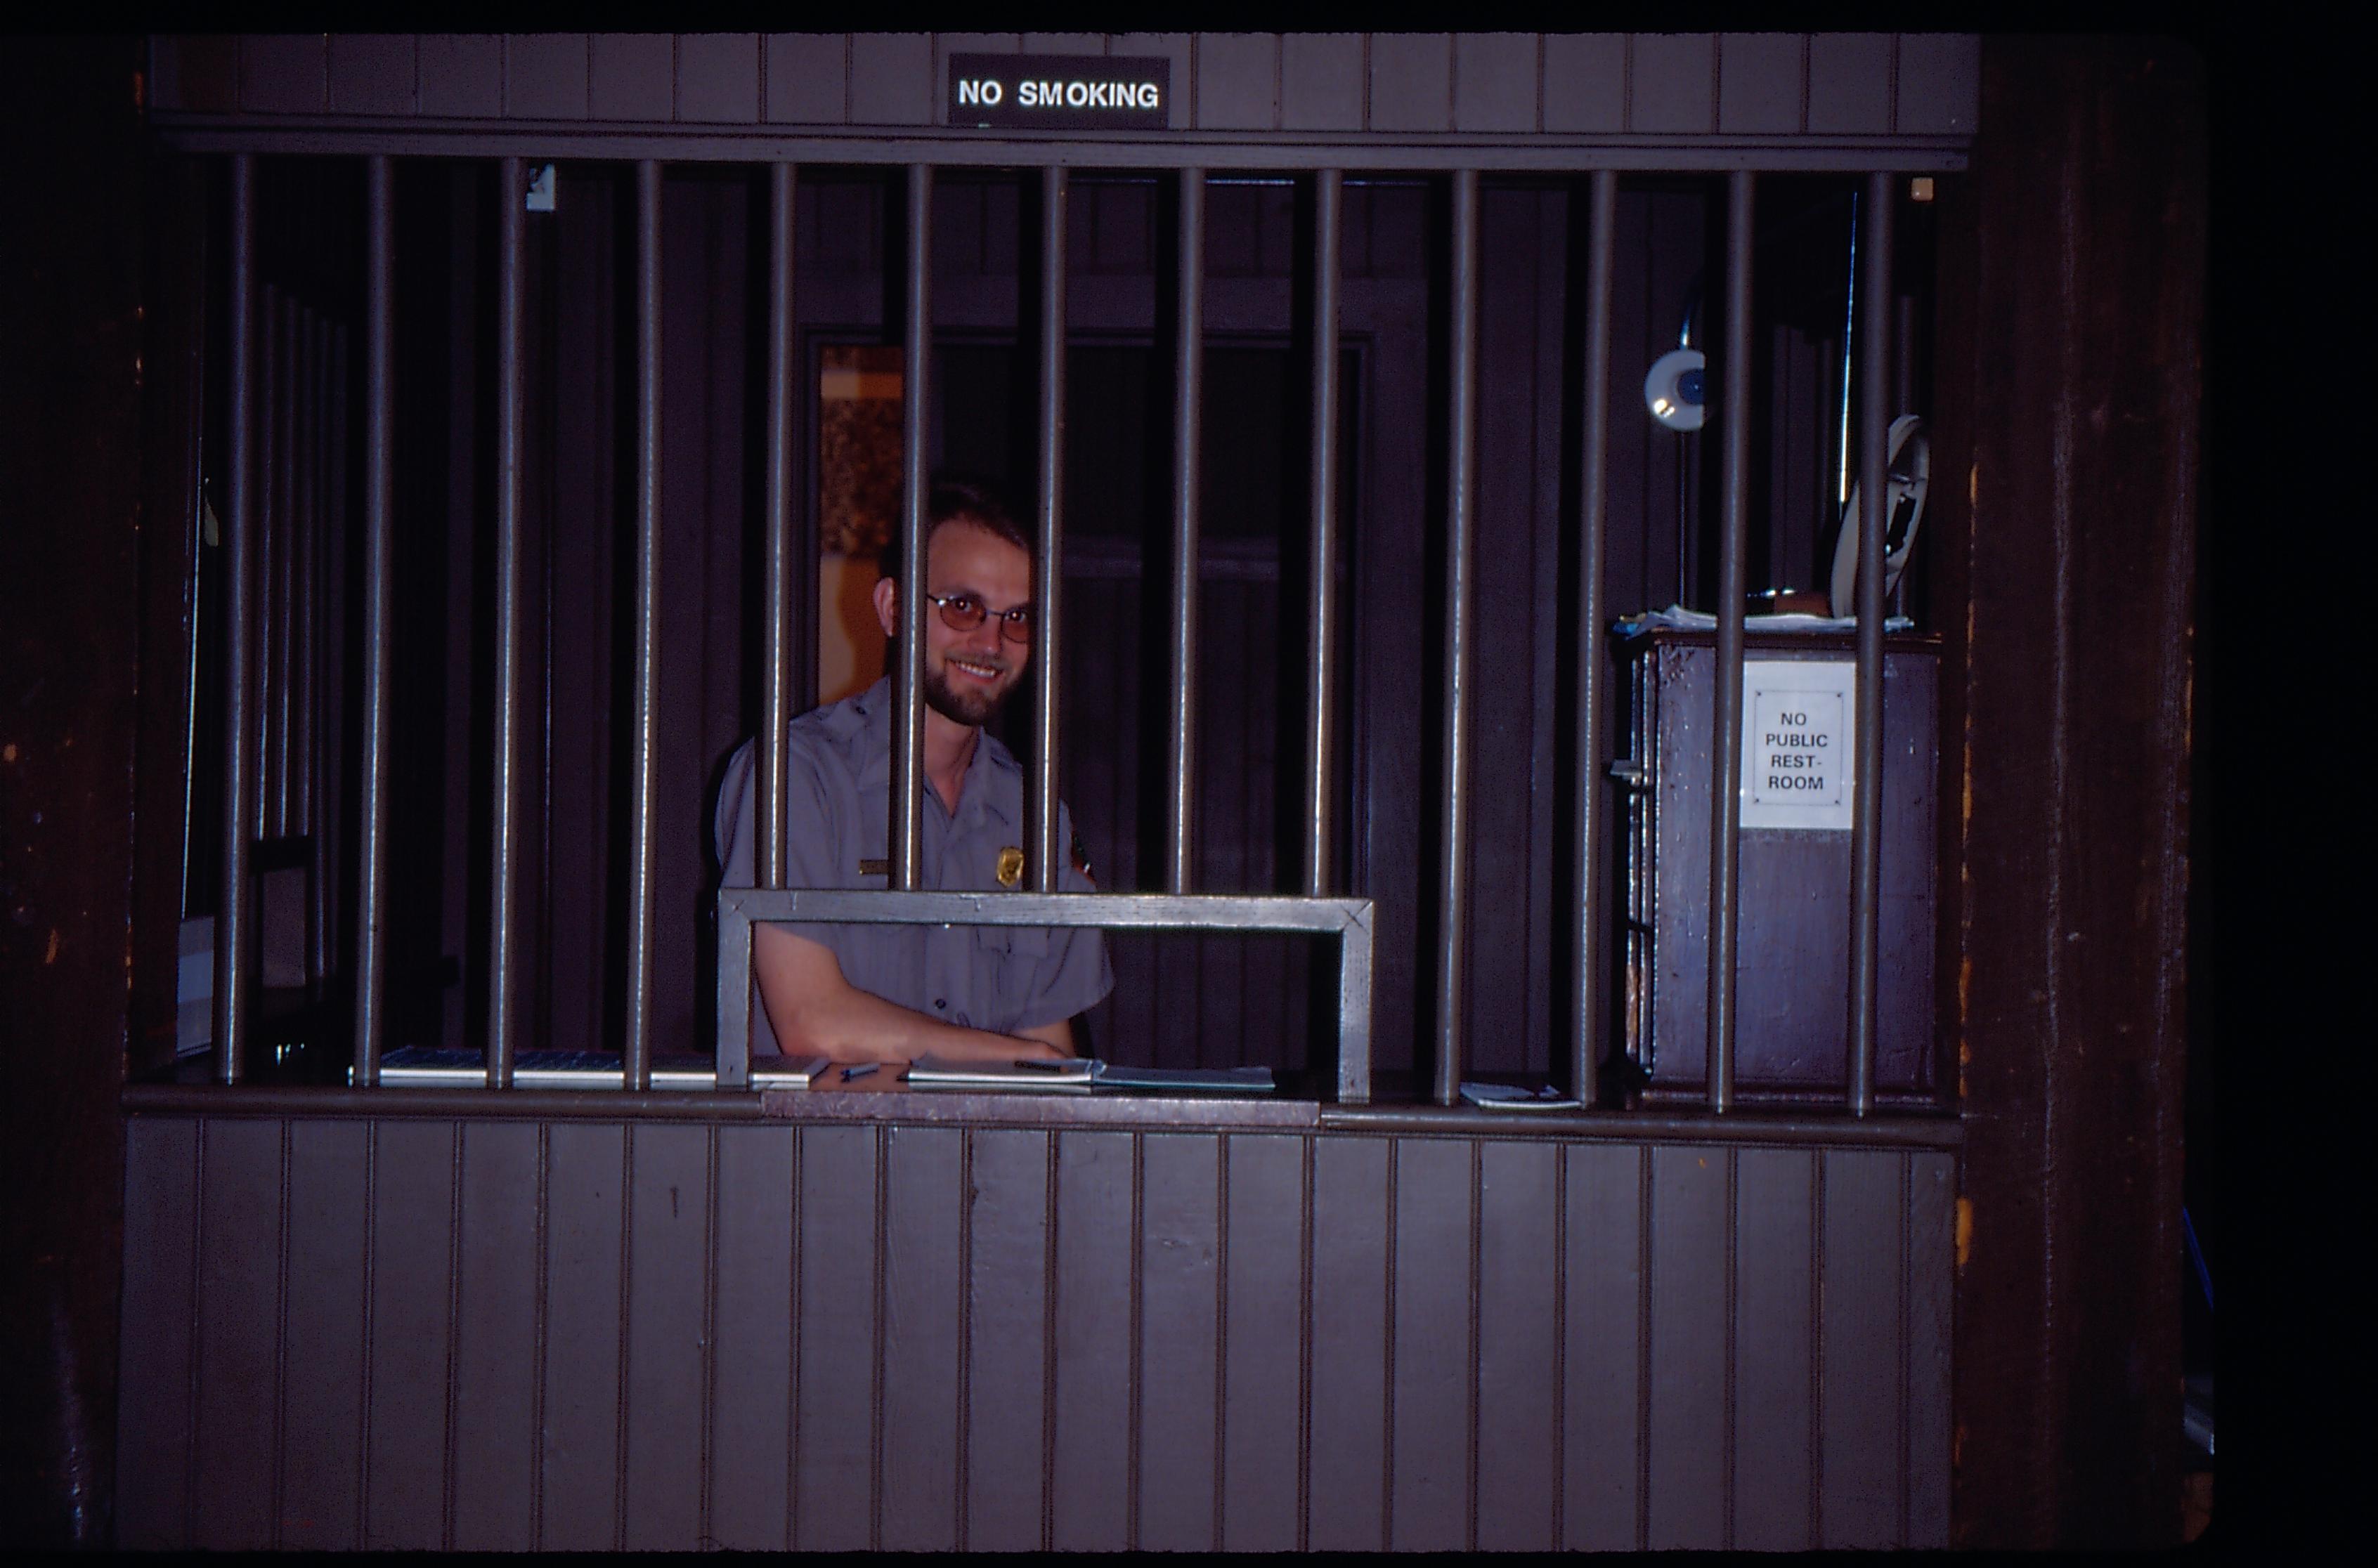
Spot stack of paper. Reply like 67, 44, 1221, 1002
1458, 1081, 1581, 1111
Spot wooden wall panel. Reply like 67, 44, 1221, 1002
1051, 1131, 1134, 1550
1136, 1134, 1222, 1552
327, 34, 417, 117
1807, 34, 1893, 136
1219, 1134, 1304, 1550
1388, 1136, 1472, 1550
122, 1116, 1954, 1553
590, 34, 673, 122
1198, 34, 1278, 131
1542, 34, 1626, 133
879, 1126, 965, 1551
360, 1121, 455, 1550
677, 34, 760, 124
622, 1124, 714, 1549
278, 1122, 370, 1551
240, 34, 325, 115
537, 1122, 625, 1551
1819, 1149, 1905, 1548
791, 1125, 878, 1550
765, 34, 846, 124
1278, 33, 1365, 131
1368, 34, 1453, 133
1561, 1142, 1646, 1550
848, 34, 932, 126
1895, 34, 1980, 136
1306, 1135, 1389, 1551
1644, 1143, 1727, 1548
115, 1118, 200, 1549
504, 34, 587, 121
1454, 32, 1538, 133
962, 1128, 1051, 1550
706, 1126, 797, 1550
449, 1122, 540, 1550
416, 36, 501, 119
1629, 34, 1716, 136
190, 1118, 282, 1550
1474, 1139, 1560, 1553
1720, 34, 1806, 134
1731, 1146, 1817, 1550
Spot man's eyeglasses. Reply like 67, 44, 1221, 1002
921, 591, 1034, 644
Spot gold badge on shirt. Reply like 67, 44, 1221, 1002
996, 846, 1025, 888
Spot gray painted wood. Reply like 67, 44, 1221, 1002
1628, 34, 1716, 136
791, 1124, 877, 1550
1731, 1146, 1817, 1550
1197, 33, 1277, 131
706, 1125, 797, 1550
1645, 1142, 1727, 1548
962, 1128, 1051, 1550
623, 1123, 713, 1549
1907, 1151, 1954, 1548
1051, 1131, 1134, 1550
1369, 34, 1453, 133
1454, 33, 1538, 134
417, 35, 500, 119
879, 1125, 965, 1551
849, 34, 932, 127
240, 34, 324, 115
1474, 1138, 1559, 1552
590, 34, 673, 123
1306, 1134, 1389, 1552
1808, 34, 1893, 135
115, 1118, 200, 1548
505, 34, 587, 122
1897, 35, 1980, 136
1721, 34, 1806, 135
765, 35, 846, 125
449, 1121, 539, 1551
1819, 1148, 1904, 1547
1136, 1132, 1221, 1552
119, 1114, 1954, 1553
677, 34, 760, 124
327, 34, 416, 117
1542, 34, 1627, 133
1388, 1136, 1471, 1550
1219, 1133, 1304, 1550
360, 1121, 455, 1550
536, 1121, 625, 1551
1560, 1142, 1645, 1550
1279, 34, 1365, 131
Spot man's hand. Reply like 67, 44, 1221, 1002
751, 922, 1072, 1065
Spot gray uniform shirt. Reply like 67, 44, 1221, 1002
714, 677, 1112, 1055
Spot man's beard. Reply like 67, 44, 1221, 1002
923, 660, 1015, 727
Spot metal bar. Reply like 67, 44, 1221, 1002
1571, 169, 1619, 1101
1705, 171, 1757, 1113
316, 321, 349, 983
354, 156, 396, 1089
291, 307, 316, 848
215, 154, 261, 1085
625, 158, 665, 1089
760, 162, 797, 891
253, 285, 279, 836
1030, 164, 1068, 893
891, 164, 933, 890
1433, 169, 1481, 1109
272, 291, 298, 839
1849, 171, 1894, 1116
1164, 167, 1204, 895
488, 156, 529, 1089
1302, 169, 1342, 899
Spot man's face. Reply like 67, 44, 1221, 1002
875, 519, 1033, 728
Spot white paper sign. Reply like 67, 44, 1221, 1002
1739, 660, 1855, 831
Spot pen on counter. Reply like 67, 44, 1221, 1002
841, 1063, 878, 1082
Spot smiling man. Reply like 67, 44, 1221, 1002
713, 480, 1112, 1066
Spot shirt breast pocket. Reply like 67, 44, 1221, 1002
972, 923, 1053, 1030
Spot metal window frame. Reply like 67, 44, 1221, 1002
715, 889, 1375, 1103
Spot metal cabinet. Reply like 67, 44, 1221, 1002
1618, 627, 1941, 1106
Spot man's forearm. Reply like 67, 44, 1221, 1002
752, 924, 1067, 1065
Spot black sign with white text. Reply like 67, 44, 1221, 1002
948, 53, 1171, 130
